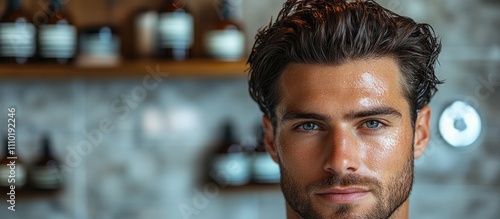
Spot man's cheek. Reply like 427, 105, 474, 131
368, 133, 410, 170
280, 150, 315, 180
276, 138, 299, 168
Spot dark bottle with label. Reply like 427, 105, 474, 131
157, 0, 194, 61
204, 0, 245, 61
0, 0, 36, 63
210, 121, 251, 186
250, 124, 280, 184
30, 136, 62, 190
38, 0, 78, 63
0, 137, 27, 190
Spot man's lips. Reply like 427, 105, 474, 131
316, 187, 370, 203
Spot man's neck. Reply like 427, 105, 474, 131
390, 200, 410, 219
285, 200, 410, 219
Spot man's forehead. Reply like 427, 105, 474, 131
279, 57, 402, 96
274, 57, 408, 118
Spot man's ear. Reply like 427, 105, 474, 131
263, 115, 279, 163
414, 105, 431, 159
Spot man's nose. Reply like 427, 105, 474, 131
323, 127, 362, 174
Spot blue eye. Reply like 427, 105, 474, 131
365, 120, 381, 129
299, 123, 318, 131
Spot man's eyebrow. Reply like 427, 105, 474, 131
345, 107, 402, 120
281, 112, 330, 122
281, 107, 402, 122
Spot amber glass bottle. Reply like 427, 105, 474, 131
250, 124, 280, 184
204, 0, 245, 61
122, 2, 157, 59
38, 0, 78, 63
210, 121, 251, 186
0, 0, 36, 63
30, 136, 62, 190
157, 0, 194, 61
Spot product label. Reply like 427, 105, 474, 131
31, 167, 61, 189
212, 154, 251, 186
204, 29, 245, 60
158, 12, 194, 49
251, 153, 280, 183
0, 22, 36, 58
80, 28, 120, 57
39, 24, 77, 58
0, 165, 26, 187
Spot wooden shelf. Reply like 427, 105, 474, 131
0, 59, 249, 80
219, 183, 280, 193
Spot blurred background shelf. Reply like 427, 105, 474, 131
218, 183, 280, 194
0, 59, 248, 79
10, 187, 62, 200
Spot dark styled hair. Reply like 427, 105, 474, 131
247, 0, 442, 127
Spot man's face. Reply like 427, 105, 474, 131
262, 57, 430, 219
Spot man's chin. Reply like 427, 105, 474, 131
308, 195, 379, 219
